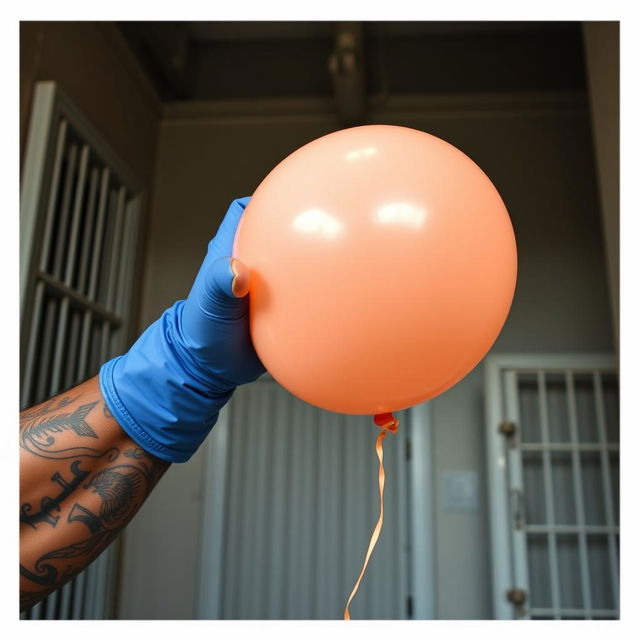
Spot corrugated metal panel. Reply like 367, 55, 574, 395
218, 380, 410, 620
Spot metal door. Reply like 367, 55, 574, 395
198, 376, 415, 619
486, 354, 619, 619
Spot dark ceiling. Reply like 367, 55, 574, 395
117, 21, 587, 103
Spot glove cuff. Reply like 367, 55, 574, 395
99, 357, 191, 462
99, 305, 235, 463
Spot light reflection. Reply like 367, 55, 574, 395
344, 147, 377, 161
293, 209, 343, 238
376, 202, 427, 228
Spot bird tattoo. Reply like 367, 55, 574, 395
83, 468, 144, 524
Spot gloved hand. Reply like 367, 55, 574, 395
99, 197, 265, 462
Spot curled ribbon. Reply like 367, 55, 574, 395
343, 412, 399, 620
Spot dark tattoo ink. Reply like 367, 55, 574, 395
19, 395, 80, 423
20, 529, 116, 587
20, 461, 90, 529
20, 554, 72, 587
123, 448, 145, 459
20, 391, 171, 611
19, 401, 118, 460
84, 467, 144, 523
102, 402, 113, 419
68, 503, 102, 533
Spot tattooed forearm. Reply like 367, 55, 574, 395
19, 395, 81, 423
20, 377, 170, 611
20, 461, 90, 529
20, 399, 105, 460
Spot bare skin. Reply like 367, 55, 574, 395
19, 376, 170, 611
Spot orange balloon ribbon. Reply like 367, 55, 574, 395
343, 412, 399, 620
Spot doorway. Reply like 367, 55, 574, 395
197, 375, 435, 619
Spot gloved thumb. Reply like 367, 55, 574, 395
229, 258, 250, 297
194, 255, 251, 322
178, 250, 263, 386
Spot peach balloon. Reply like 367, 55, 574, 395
233, 125, 517, 415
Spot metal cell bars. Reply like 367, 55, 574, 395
21, 118, 139, 410
511, 369, 619, 620
20, 110, 141, 619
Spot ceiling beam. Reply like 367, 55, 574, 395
119, 22, 195, 99
328, 22, 366, 126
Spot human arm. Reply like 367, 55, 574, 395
20, 376, 170, 610
20, 197, 265, 610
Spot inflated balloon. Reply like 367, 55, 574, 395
233, 124, 517, 415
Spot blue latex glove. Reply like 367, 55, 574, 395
99, 197, 265, 462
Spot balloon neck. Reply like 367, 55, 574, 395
373, 412, 399, 433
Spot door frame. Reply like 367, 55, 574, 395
196, 375, 436, 619
196, 401, 232, 619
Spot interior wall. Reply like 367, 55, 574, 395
373, 94, 613, 619
582, 22, 620, 350
20, 21, 162, 350
120, 91, 614, 620
20, 22, 161, 184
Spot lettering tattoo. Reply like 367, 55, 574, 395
20, 461, 90, 529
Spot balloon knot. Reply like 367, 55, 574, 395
373, 413, 399, 433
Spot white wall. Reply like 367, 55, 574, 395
118, 91, 614, 619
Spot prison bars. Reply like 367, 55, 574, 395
513, 369, 619, 620
20, 102, 141, 620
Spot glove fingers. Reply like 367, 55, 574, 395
183, 254, 265, 385
210, 196, 251, 256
